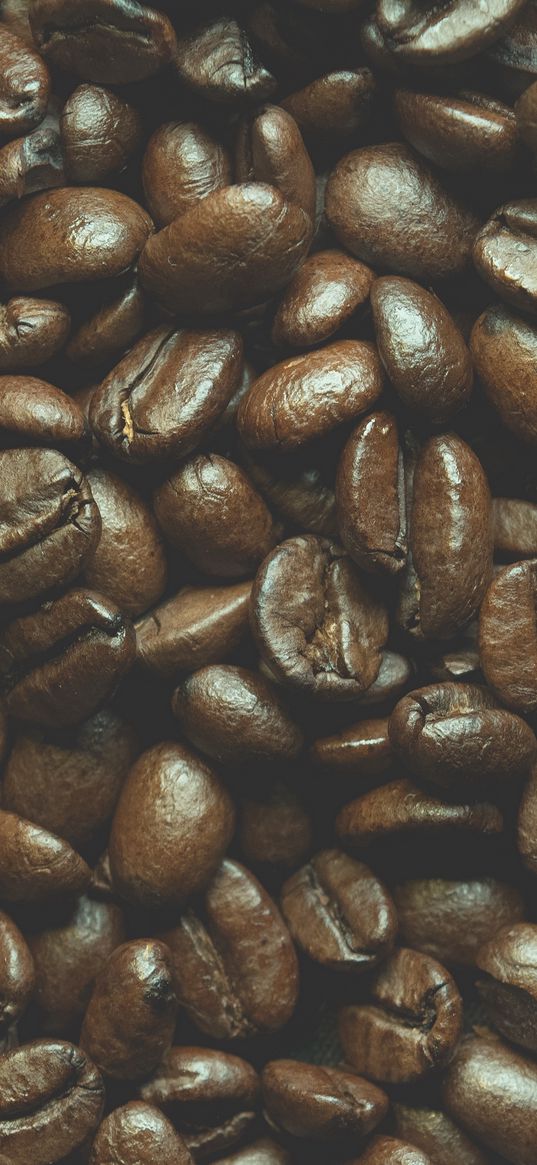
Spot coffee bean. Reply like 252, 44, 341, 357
474, 200, 537, 315
471, 305, 537, 445
31, 0, 177, 84
479, 560, 537, 714
281, 68, 377, 149
243, 448, 338, 537
61, 83, 142, 183
135, 581, 252, 679
211, 1141, 290, 1165
310, 717, 393, 779
355, 1136, 433, 1164
375, 0, 526, 64
0, 910, 35, 1033
515, 80, 537, 150
336, 411, 407, 575
85, 467, 167, 617
271, 249, 374, 350
443, 1034, 537, 1165
0, 297, 70, 370
239, 781, 313, 874
518, 762, 537, 874
336, 778, 504, 848
90, 1101, 193, 1165
394, 877, 526, 968
0, 810, 90, 902
142, 120, 232, 228
261, 1059, 388, 1141
476, 922, 537, 1053
0, 24, 49, 138
487, 5, 537, 97
175, 16, 276, 106
236, 105, 316, 222
394, 1103, 492, 1165
395, 89, 519, 173
0, 122, 64, 209
0, 375, 87, 449
493, 498, 537, 558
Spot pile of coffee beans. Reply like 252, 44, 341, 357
2, 0, 537, 1162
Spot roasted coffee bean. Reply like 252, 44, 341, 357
281, 849, 396, 972
172, 665, 303, 765
0, 24, 49, 138
238, 341, 383, 451
336, 412, 407, 575
281, 68, 377, 149
487, 3, 537, 97
443, 1034, 537, 1165
244, 449, 338, 537
354, 1136, 433, 1164
394, 877, 526, 968
2, 709, 137, 850
471, 305, 537, 445
138, 184, 312, 315
161, 859, 299, 1040
61, 83, 142, 183
339, 947, 463, 1084
90, 1101, 193, 1165
0, 910, 35, 1032
0, 1038, 104, 1165
0, 297, 70, 370
239, 782, 313, 874
473, 200, 537, 315
389, 682, 536, 793
154, 454, 276, 578
310, 717, 393, 779
261, 1059, 388, 1141
30, 0, 177, 84
142, 120, 232, 228
479, 560, 537, 714
65, 274, 147, 368
135, 581, 252, 679
375, 0, 526, 64
138, 1046, 260, 1160
493, 498, 537, 558
0, 122, 64, 209
0, 447, 100, 605
515, 80, 537, 150
476, 922, 537, 1053
0, 588, 136, 726
28, 894, 125, 1037
0, 810, 90, 902
271, 249, 374, 350
236, 105, 315, 223
395, 89, 519, 173
80, 938, 176, 1080
109, 741, 235, 910
336, 778, 504, 847
370, 277, 473, 422
518, 763, 537, 874
394, 1103, 491, 1165
211, 1141, 290, 1165
175, 16, 276, 106
325, 144, 478, 281
0, 187, 153, 293
250, 535, 388, 699
85, 468, 167, 617
0, 375, 87, 449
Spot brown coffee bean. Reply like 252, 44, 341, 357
0, 25, 50, 138
0, 1038, 104, 1165
471, 306, 537, 445
281, 849, 396, 972
476, 923, 537, 1053
172, 665, 303, 765
0, 187, 153, 293
136, 581, 252, 679
28, 893, 126, 1036
336, 779, 504, 847
250, 535, 388, 699
31, 0, 177, 84
479, 560, 537, 714
371, 277, 473, 421
0, 588, 136, 726
474, 200, 537, 315
80, 939, 176, 1080
271, 249, 374, 350
339, 947, 463, 1084
175, 16, 276, 106
310, 717, 393, 779
90, 326, 243, 464
142, 120, 232, 228
2, 709, 137, 850
395, 89, 519, 173
243, 448, 338, 537
109, 741, 235, 910
515, 80, 537, 150
61, 83, 142, 183
389, 682, 536, 793
354, 1136, 433, 1164
239, 782, 313, 873
518, 763, 537, 874
0, 910, 35, 1032
138, 1046, 260, 1161
0, 297, 70, 370
161, 859, 299, 1040
375, 0, 526, 64
211, 1141, 290, 1165
443, 1034, 537, 1165
90, 1102, 193, 1165
336, 412, 407, 575
0, 375, 87, 449
0, 122, 64, 209
138, 184, 312, 315
493, 498, 537, 558
236, 105, 316, 222
66, 274, 147, 368
0, 810, 90, 902
238, 340, 382, 452
261, 1059, 388, 1141
394, 1103, 492, 1165
325, 143, 478, 281
154, 454, 276, 578
85, 468, 167, 618
281, 68, 377, 149
487, 4, 537, 97
394, 878, 526, 968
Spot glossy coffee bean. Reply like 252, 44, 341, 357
493, 498, 537, 558
212, 1142, 290, 1165
0, 910, 35, 1032
136, 581, 252, 679
30, 0, 177, 84
261, 1059, 388, 1141
336, 412, 407, 575
271, 249, 374, 350
66, 274, 147, 368
0, 297, 70, 370
281, 849, 396, 972
0, 810, 90, 902
0, 121, 64, 209
0, 588, 136, 726
370, 277, 473, 422
142, 120, 232, 228
2, 709, 137, 850
325, 143, 478, 281
109, 741, 235, 909
0, 187, 153, 294
354, 1136, 433, 1164
395, 89, 519, 173
175, 16, 276, 106
310, 716, 393, 779
394, 1103, 492, 1165
474, 200, 537, 315
471, 306, 537, 445
172, 665, 303, 765
375, 0, 526, 64
476, 923, 537, 1053
339, 947, 463, 1084
161, 859, 299, 1040
239, 782, 313, 874
0, 24, 50, 138
394, 877, 526, 968
90, 326, 243, 465
281, 68, 377, 148
443, 1034, 537, 1165
80, 939, 176, 1080
244, 448, 338, 538
139, 1046, 260, 1161
479, 561, 537, 713
154, 454, 276, 578
90, 1102, 193, 1165
0, 375, 87, 449
389, 682, 536, 793
236, 105, 316, 223
85, 468, 167, 618
61, 83, 142, 183
336, 778, 504, 848
139, 184, 312, 315
251, 535, 388, 699
515, 80, 537, 150
0, 1038, 104, 1165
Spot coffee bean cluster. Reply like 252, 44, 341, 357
1, 1, 537, 1163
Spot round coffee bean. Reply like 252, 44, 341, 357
394, 1103, 492, 1165
473, 200, 537, 315
479, 560, 537, 713
0, 24, 49, 138
90, 1102, 193, 1165
142, 120, 232, 228
85, 467, 167, 617
336, 779, 504, 847
476, 923, 537, 1053
0, 122, 64, 209
175, 16, 276, 106
471, 305, 537, 445
443, 1034, 537, 1165
261, 1059, 388, 1141
30, 0, 177, 84
394, 878, 526, 968
375, 0, 526, 64
0, 810, 90, 902
355, 1136, 433, 1165
310, 717, 393, 779
493, 498, 537, 558
65, 274, 146, 368
0, 375, 88, 449
61, 83, 142, 183
395, 89, 519, 173
0, 297, 70, 370
281, 68, 377, 149
271, 249, 374, 350
236, 105, 316, 222
135, 581, 252, 679
0, 910, 35, 1032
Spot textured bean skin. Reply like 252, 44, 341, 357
0, 25, 50, 138
336, 779, 504, 847
479, 561, 537, 714
0, 810, 90, 902
336, 411, 407, 575
0, 298, 70, 370
375, 0, 526, 64
272, 249, 374, 349
89, 1102, 194, 1165
236, 105, 316, 222
471, 306, 537, 445
175, 16, 276, 107
394, 1103, 493, 1165
142, 120, 231, 227
30, 0, 177, 84
473, 200, 537, 316
395, 89, 519, 173
0, 910, 35, 1032
354, 1136, 433, 1165
135, 582, 252, 679
85, 468, 167, 617
61, 83, 142, 183
0, 375, 86, 448
476, 923, 537, 1053
261, 1059, 388, 1141
443, 1035, 537, 1165
394, 878, 526, 968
